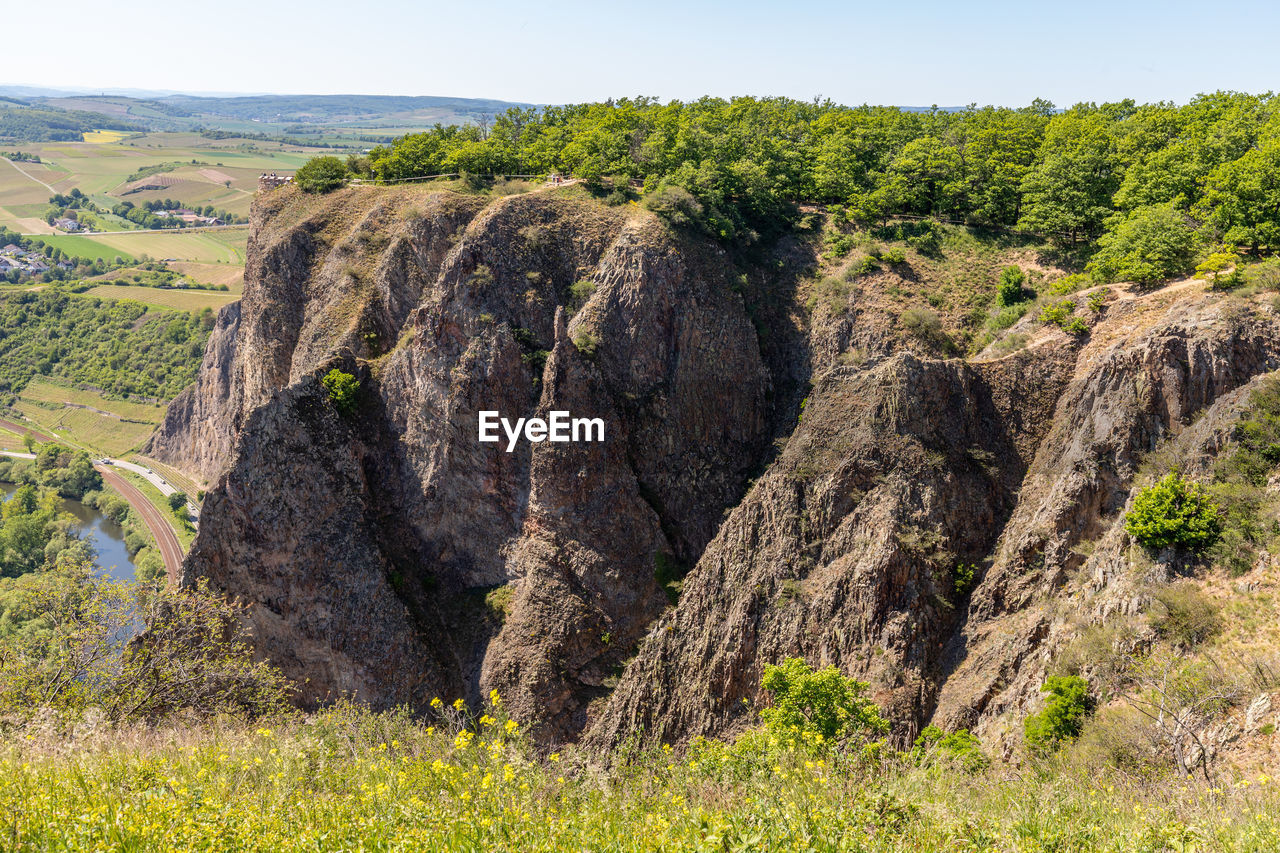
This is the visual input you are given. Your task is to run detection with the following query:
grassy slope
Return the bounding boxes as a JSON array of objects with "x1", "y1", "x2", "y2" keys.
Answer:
[{"x1": 1, "y1": 706, "x2": 1276, "y2": 851}]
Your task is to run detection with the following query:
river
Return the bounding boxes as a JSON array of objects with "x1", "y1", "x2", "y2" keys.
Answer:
[{"x1": 1, "y1": 481, "x2": 137, "y2": 582}]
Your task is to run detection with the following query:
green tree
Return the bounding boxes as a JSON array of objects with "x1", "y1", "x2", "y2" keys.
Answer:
[
  {"x1": 1024, "y1": 675, "x2": 1090, "y2": 754},
  {"x1": 1197, "y1": 135, "x2": 1280, "y2": 255},
  {"x1": 294, "y1": 156, "x2": 349, "y2": 194},
  {"x1": 998, "y1": 265, "x2": 1026, "y2": 305},
  {"x1": 321, "y1": 369, "x2": 360, "y2": 416},
  {"x1": 1087, "y1": 203, "x2": 1201, "y2": 286},
  {"x1": 759, "y1": 657, "x2": 888, "y2": 745},
  {"x1": 1124, "y1": 472, "x2": 1223, "y2": 551},
  {"x1": 1017, "y1": 109, "x2": 1119, "y2": 242},
  {"x1": 167, "y1": 491, "x2": 188, "y2": 512}
]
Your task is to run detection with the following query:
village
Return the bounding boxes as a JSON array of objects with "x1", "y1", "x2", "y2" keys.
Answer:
[{"x1": 0, "y1": 242, "x2": 73, "y2": 276}]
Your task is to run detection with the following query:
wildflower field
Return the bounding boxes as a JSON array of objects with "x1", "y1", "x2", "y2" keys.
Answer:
[{"x1": 4, "y1": 696, "x2": 1279, "y2": 852}]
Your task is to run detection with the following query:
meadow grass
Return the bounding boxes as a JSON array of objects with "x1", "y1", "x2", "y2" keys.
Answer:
[
  {"x1": 1, "y1": 702, "x2": 1276, "y2": 852},
  {"x1": 20, "y1": 377, "x2": 167, "y2": 423}
]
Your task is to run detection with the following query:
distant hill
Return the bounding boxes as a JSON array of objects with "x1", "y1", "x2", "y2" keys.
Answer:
[
  {"x1": 158, "y1": 94, "x2": 536, "y2": 126},
  {"x1": 0, "y1": 103, "x2": 141, "y2": 142},
  {"x1": 0, "y1": 91, "x2": 536, "y2": 142}
]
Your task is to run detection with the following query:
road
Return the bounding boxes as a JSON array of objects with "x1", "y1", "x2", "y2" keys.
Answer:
[{"x1": 95, "y1": 464, "x2": 182, "y2": 583}]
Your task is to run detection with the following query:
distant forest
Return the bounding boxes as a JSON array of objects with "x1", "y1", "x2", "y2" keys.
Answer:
[
  {"x1": 0, "y1": 105, "x2": 139, "y2": 142},
  {"x1": 361, "y1": 93, "x2": 1280, "y2": 277}
]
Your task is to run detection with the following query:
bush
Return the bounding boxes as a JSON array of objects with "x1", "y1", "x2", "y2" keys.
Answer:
[
  {"x1": 1039, "y1": 299, "x2": 1074, "y2": 326},
  {"x1": 294, "y1": 156, "x2": 349, "y2": 194},
  {"x1": 1149, "y1": 583, "x2": 1221, "y2": 649},
  {"x1": 1043, "y1": 273, "x2": 1091, "y2": 297},
  {"x1": 0, "y1": 567, "x2": 294, "y2": 723},
  {"x1": 572, "y1": 331, "x2": 599, "y2": 361},
  {"x1": 998, "y1": 265, "x2": 1026, "y2": 305},
  {"x1": 1061, "y1": 316, "x2": 1090, "y2": 336},
  {"x1": 1124, "y1": 472, "x2": 1223, "y2": 552},
  {"x1": 881, "y1": 248, "x2": 906, "y2": 265},
  {"x1": 848, "y1": 255, "x2": 879, "y2": 276},
  {"x1": 1024, "y1": 675, "x2": 1091, "y2": 754},
  {"x1": 568, "y1": 279, "x2": 595, "y2": 313},
  {"x1": 321, "y1": 369, "x2": 360, "y2": 416},
  {"x1": 644, "y1": 184, "x2": 704, "y2": 229},
  {"x1": 900, "y1": 307, "x2": 952, "y2": 352},
  {"x1": 912, "y1": 725, "x2": 989, "y2": 772},
  {"x1": 759, "y1": 657, "x2": 888, "y2": 745},
  {"x1": 905, "y1": 219, "x2": 943, "y2": 256},
  {"x1": 167, "y1": 491, "x2": 188, "y2": 512}
]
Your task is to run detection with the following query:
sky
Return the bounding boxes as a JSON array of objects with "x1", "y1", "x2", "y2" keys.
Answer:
[{"x1": 4, "y1": 0, "x2": 1279, "y2": 107}]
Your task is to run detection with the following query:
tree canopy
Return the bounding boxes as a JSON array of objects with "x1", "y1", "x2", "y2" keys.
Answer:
[{"x1": 313, "y1": 92, "x2": 1280, "y2": 270}]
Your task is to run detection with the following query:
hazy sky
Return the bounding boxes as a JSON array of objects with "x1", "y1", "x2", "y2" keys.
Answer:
[{"x1": 6, "y1": 0, "x2": 1278, "y2": 107}]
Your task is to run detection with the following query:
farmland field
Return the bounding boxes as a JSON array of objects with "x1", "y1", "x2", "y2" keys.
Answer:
[
  {"x1": 0, "y1": 132, "x2": 320, "y2": 232},
  {"x1": 0, "y1": 424, "x2": 28, "y2": 453},
  {"x1": 166, "y1": 261, "x2": 244, "y2": 291},
  {"x1": 11, "y1": 378, "x2": 165, "y2": 457},
  {"x1": 38, "y1": 226, "x2": 248, "y2": 263},
  {"x1": 82, "y1": 130, "x2": 131, "y2": 144},
  {"x1": 81, "y1": 283, "x2": 241, "y2": 311}
]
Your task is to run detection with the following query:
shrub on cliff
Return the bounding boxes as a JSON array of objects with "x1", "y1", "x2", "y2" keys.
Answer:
[
  {"x1": 1124, "y1": 472, "x2": 1222, "y2": 552},
  {"x1": 321, "y1": 369, "x2": 360, "y2": 415},
  {"x1": 295, "y1": 156, "x2": 349, "y2": 194},
  {"x1": 1024, "y1": 675, "x2": 1091, "y2": 754},
  {"x1": 912, "y1": 725, "x2": 989, "y2": 772}
]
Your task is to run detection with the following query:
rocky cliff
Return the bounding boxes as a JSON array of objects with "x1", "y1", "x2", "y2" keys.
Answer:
[
  {"x1": 154, "y1": 184, "x2": 773, "y2": 740},
  {"x1": 155, "y1": 182, "x2": 1280, "y2": 749}
]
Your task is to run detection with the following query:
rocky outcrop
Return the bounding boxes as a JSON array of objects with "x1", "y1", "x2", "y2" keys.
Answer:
[
  {"x1": 933, "y1": 297, "x2": 1280, "y2": 743},
  {"x1": 169, "y1": 185, "x2": 771, "y2": 740},
  {"x1": 585, "y1": 343, "x2": 1077, "y2": 749},
  {"x1": 160, "y1": 181, "x2": 1280, "y2": 752}
]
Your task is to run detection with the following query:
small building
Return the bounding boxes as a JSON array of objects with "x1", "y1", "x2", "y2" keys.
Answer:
[{"x1": 53, "y1": 218, "x2": 81, "y2": 232}]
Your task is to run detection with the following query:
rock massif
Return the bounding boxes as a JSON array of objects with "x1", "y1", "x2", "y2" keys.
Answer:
[
  {"x1": 154, "y1": 183, "x2": 1280, "y2": 749},
  {"x1": 153, "y1": 185, "x2": 771, "y2": 740}
]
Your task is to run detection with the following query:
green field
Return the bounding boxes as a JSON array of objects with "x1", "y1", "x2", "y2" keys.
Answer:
[
  {"x1": 1, "y1": 133, "x2": 317, "y2": 229},
  {"x1": 37, "y1": 226, "x2": 248, "y2": 263},
  {"x1": 11, "y1": 377, "x2": 165, "y2": 457},
  {"x1": 0, "y1": 425, "x2": 28, "y2": 454},
  {"x1": 167, "y1": 261, "x2": 244, "y2": 291},
  {"x1": 82, "y1": 283, "x2": 241, "y2": 311}
]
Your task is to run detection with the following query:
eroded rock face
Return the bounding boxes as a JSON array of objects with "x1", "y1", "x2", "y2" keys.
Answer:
[
  {"x1": 164, "y1": 186, "x2": 770, "y2": 740},
  {"x1": 588, "y1": 292, "x2": 1280, "y2": 752},
  {"x1": 159, "y1": 182, "x2": 1280, "y2": 751},
  {"x1": 584, "y1": 345, "x2": 1077, "y2": 749}
]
